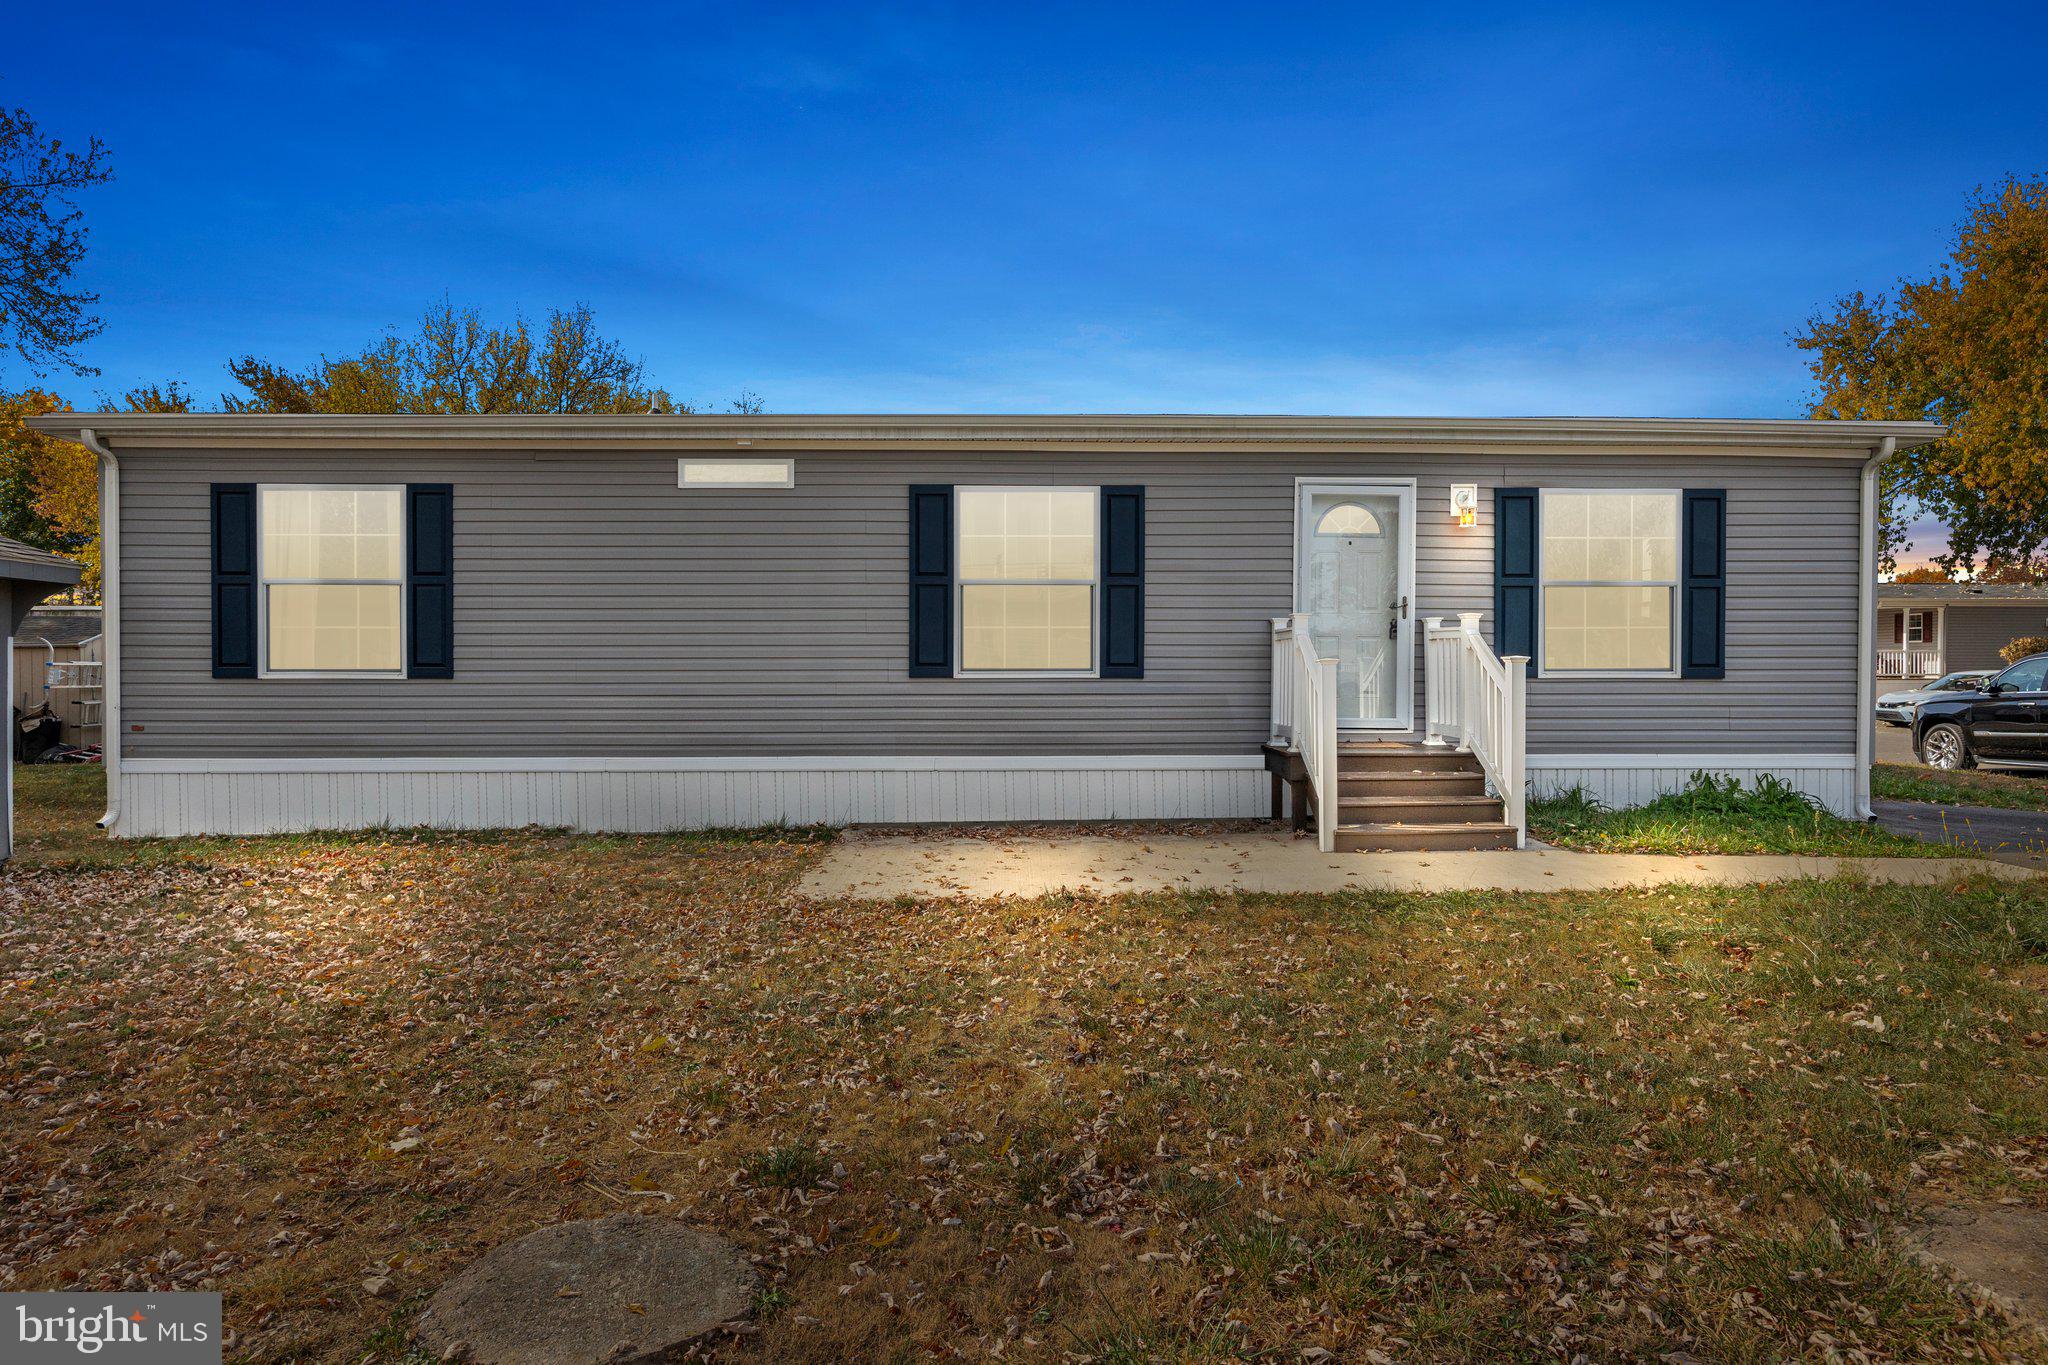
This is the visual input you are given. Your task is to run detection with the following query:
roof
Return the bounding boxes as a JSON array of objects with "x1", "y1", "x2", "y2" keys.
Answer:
[
  {"x1": 21, "y1": 413, "x2": 1946, "y2": 457},
  {"x1": 15, "y1": 606, "x2": 100, "y2": 647},
  {"x1": 1880, "y1": 583, "x2": 2048, "y2": 605},
  {"x1": 0, "y1": 536, "x2": 83, "y2": 587}
]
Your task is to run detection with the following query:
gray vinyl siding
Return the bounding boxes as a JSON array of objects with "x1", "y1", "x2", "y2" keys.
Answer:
[
  {"x1": 1943, "y1": 603, "x2": 2048, "y2": 672},
  {"x1": 114, "y1": 447, "x2": 1865, "y2": 760}
]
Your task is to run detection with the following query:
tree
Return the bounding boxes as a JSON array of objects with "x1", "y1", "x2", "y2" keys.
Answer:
[
  {"x1": 0, "y1": 107, "x2": 112, "y2": 378},
  {"x1": 1889, "y1": 565, "x2": 1953, "y2": 584},
  {"x1": 0, "y1": 388, "x2": 74, "y2": 543},
  {"x1": 1795, "y1": 176, "x2": 2048, "y2": 579},
  {"x1": 222, "y1": 300, "x2": 693, "y2": 414}
]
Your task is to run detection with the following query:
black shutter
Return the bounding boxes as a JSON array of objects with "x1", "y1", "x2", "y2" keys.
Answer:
[
  {"x1": 407, "y1": 484, "x2": 454, "y2": 679},
  {"x1": 1681, "y1": 488, "x2": 1726, "y2": 679},
  {"x1": 1493, "y1": 487, "x2": 1538, "y2": 674},
  {"x1": 211, "y1": 483, "x2": 258, "y2": 678},
  {"x1": 1100, "y1": 486, "x2": 1144, "y2": 678},
  {"x1": 908, "y1": 485, "x2": 953, "y2": 677}
]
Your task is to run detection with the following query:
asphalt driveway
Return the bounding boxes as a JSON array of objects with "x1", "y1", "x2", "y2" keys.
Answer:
[{"x1": 1873, "y1": 798, "x2": 2048, "y2": 869}]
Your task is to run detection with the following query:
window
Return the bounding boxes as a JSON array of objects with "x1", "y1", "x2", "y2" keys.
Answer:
[
  {"x1": 1994, "y1": 657, "x2": 2048, "y2": 694},
  {"x1": 956, "y1": 487, "x2": 1097, "y2": 673},
  {"x1": 1314, "y1": 502, "x2": 1382, "y2": 537},
  {"x1": 678, "y1": 459, "x2": 794, "y2": 488},
  {"x1": 259, "y1": 486, "x2": 405, "y2": 675},
  {"x1": 1539, "y1": 490, "x2": 1679, "y2": 674},
  {"x1": 1905, "y1": 610, "x2": 1930, "y2": 644}
]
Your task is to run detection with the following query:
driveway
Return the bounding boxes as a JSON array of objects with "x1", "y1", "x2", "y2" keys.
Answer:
[
  {"x1": 1876, "y1": 722, "x2": 1919, "y2": 765},
  {"x1": 1873, "y1": 799, "x2": 2048, "y2": 869}
]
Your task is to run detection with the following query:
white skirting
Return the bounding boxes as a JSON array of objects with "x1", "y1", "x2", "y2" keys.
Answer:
[
  {"x1": 1526, "y1": 753, "x2": 1860, "y2": 819},
  {"x1": 114, "y1": 755, "x2": 1272, "y2": 838}
]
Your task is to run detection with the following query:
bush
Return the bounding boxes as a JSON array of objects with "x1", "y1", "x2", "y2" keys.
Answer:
[
  {"x1": 2001, "y1": 635, "x2": 2048, "y2": 664},
  {"x1": 1524, "y1": 771, "x2": 1937, "y2": 856},
  {"x1": 1643, "y1": 770, "x2": 1822, "y2": 820}
]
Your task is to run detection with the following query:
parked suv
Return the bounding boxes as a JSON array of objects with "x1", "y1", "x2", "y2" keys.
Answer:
[
  {"x1": 1912, "y1": 652, "x2": 2048, "y2": 770},
  {"x1": 1877, "y1": 669, "x2": 1994, "y2": 726}
]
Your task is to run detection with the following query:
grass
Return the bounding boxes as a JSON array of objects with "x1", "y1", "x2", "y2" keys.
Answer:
[
  {"x1": 1874, "y1": 761, "x2": 2048, "y2": 813},
  {"x1": 1530, "y1": 770, "x2": 1947, "y2": 856},
  {"x1": 6, "y1": 765, "x2": 2048, "y2": 1360}
]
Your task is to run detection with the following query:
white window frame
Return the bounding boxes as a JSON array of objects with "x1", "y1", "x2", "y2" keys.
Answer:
[
  {"x1": 953, "y1": 484, "x2": 1101, "y2": 680},
  {"x1": 1905, "y1": 609, "x2": 1929, "y2": 644},
  {"x1": 1535, "y1": 487, "x2": 1682, "y2": 680},
  {"x1": 256, "y1": 483, "x2": 409, "y2": 680},
  {"x1": 677, "y1": 458, "x2": 795, "y2": 489}
]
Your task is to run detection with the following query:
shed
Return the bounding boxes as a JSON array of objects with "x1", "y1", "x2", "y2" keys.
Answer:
[
  {"x1": 0, "y1": 537, "x2": 85, "y2": 860},
  {"x1": 13, "y1": 604, "x2": 103, "y2": 742}
]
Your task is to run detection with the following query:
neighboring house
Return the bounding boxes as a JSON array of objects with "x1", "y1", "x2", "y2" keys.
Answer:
[
  {"x1": 24, "y1": 413, "x2": 1941, "y2": 846},
  {"x1": 0, "y1": 536, "x2": 85, "y2": 859},
  {"x1": 1877, "y1": 584, "x2": 2048, "y2": 680},
  {"x1": 13, "y1": 604, "x2": 104, "y2": 743}
]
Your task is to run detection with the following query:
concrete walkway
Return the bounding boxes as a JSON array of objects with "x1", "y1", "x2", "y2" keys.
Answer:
[{"x1": 800, "y1": 828, "x2": 2035, "y2": 900}]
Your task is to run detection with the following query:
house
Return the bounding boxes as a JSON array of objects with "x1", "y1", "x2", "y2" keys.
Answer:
[
  {"x1": 0, "y1": 536, "x2": 85, "y2": 859},
  {"x1": 23, "y1": 413, "x2": 1942, "y2": 850},
  {"x1": 13, "y1": 604, "x2": 104, "y2": 744},
  {"x1": 1876, "y1": 583, "x2": 2048, "y2": 681}
]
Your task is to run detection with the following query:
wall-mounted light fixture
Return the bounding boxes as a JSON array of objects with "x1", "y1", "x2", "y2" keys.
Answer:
[{"x1": 1450, "y1": 483, "x2": 1478, "y2": 527}]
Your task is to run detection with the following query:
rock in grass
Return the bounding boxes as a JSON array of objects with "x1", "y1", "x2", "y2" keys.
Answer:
[{"x1": 416, "y1": 1215, "x2": 755, "y2": 1364}]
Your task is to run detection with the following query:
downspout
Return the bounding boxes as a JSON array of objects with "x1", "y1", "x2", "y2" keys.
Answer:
[
  {"x1": 1855, "y1": 436, "x2": 1896, "y2": 820},
  {"x1": 79, "y1": 427, "x2": 119, "y2": 833}
]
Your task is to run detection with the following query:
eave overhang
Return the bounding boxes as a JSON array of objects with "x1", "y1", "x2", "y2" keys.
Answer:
[{"x1": 22, "y1": 412, "x2": 1947, "y2": 457}]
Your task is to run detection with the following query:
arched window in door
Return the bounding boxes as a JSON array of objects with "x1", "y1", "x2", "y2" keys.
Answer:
[{"x1": 1314, "y1": 501, "x2": 1382, "y2": 537}]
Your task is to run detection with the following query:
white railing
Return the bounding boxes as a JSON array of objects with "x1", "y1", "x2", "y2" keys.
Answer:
[
  {"x1": 1876, "y1": 646, "x2": 1943, "y2": 679},
  {"x1": 1422, "y1": 613, "x2": 1528, "y2": 847},
  {"x1": 1270, "y1": 614, "x2": 1339, "y2": 852}
]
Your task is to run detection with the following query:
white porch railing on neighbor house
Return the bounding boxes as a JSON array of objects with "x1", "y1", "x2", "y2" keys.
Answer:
[
  {"x1": 1270, "y1": 614, "x2": 1339, "y2": 853},
  {"x1": 1423, "y1": 613, "x2": 1529, "y2": 847},
  {"x1": 1876, "y1": 646, "x2": 1944, "y2": 679}
]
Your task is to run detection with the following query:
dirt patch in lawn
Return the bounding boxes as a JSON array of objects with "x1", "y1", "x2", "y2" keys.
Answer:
[{"x1": 1905, "y1": 1204, "x2": 2048, "y2": 1340}]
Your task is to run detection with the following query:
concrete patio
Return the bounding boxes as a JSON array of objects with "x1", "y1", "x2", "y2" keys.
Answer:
[{"x1": 799, "y1": 827, "x2": 2037, "y2": 900}]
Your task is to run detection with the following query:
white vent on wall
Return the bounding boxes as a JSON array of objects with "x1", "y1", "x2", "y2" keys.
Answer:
[{"x1": 678, "y1": 459, "x2": 795, "y2": 489}]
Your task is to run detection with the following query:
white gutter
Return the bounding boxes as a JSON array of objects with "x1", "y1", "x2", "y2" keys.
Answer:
[
  {"x1": 1855, "y1": 436, "x2": 1897, "y2": 820},
  {"x1": 79, "y1": 427, "x2": 119, "y2": 833}
]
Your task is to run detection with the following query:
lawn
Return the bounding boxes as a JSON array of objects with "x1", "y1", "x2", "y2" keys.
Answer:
[
  {"x1": 6, "y1": 766, "x2": 2048, "y2": 1360},
  {"x1": 1530, "y1": 771, "x2": 1945, "y2": 857},
  {"x1": 1874, "y1": 761, "x2": 2048, "y2": 813}
]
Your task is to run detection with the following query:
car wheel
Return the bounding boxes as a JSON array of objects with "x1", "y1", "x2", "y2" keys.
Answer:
[{"x1": 1920, "y1": 722, "x2": 1974, "y2": 771}]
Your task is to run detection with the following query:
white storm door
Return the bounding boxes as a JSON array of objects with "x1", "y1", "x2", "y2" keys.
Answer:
[{"x1": 1295, "y1": 480, "x2": 1416, "y2": 730}]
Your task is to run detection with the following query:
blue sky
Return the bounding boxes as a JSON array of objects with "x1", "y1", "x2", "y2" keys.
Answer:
[{"x1": 8, "y1": 1, "x2": 2046, "y2": 454}]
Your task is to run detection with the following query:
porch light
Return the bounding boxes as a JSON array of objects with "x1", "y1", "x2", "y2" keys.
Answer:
[{"x1": 1450, "y1": 483, "x2": 1478, "y2": 527}]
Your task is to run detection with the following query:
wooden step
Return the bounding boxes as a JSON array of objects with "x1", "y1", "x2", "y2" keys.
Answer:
[
  {"x1": 1338, "y1": 770, "x2": 1487, "y2": 798},
  {"x1": 1337, "y1": 747, "x2": 1483, "y2": 775},
  {"x1": 1334, "y1": 821, "x2": 1519, "y2": 852},
  {"x1": 1337, "y1": 794, "x2": 1505, "y2": 824}
]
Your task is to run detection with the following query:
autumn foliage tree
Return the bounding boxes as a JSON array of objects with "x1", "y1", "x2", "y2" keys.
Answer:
[
  {"x1": 223, "y1": 301, "x2": 693, "y2": 414},
  {"x1": 1796, "y1": 177, "x2": 2048, "y2": 579}
]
